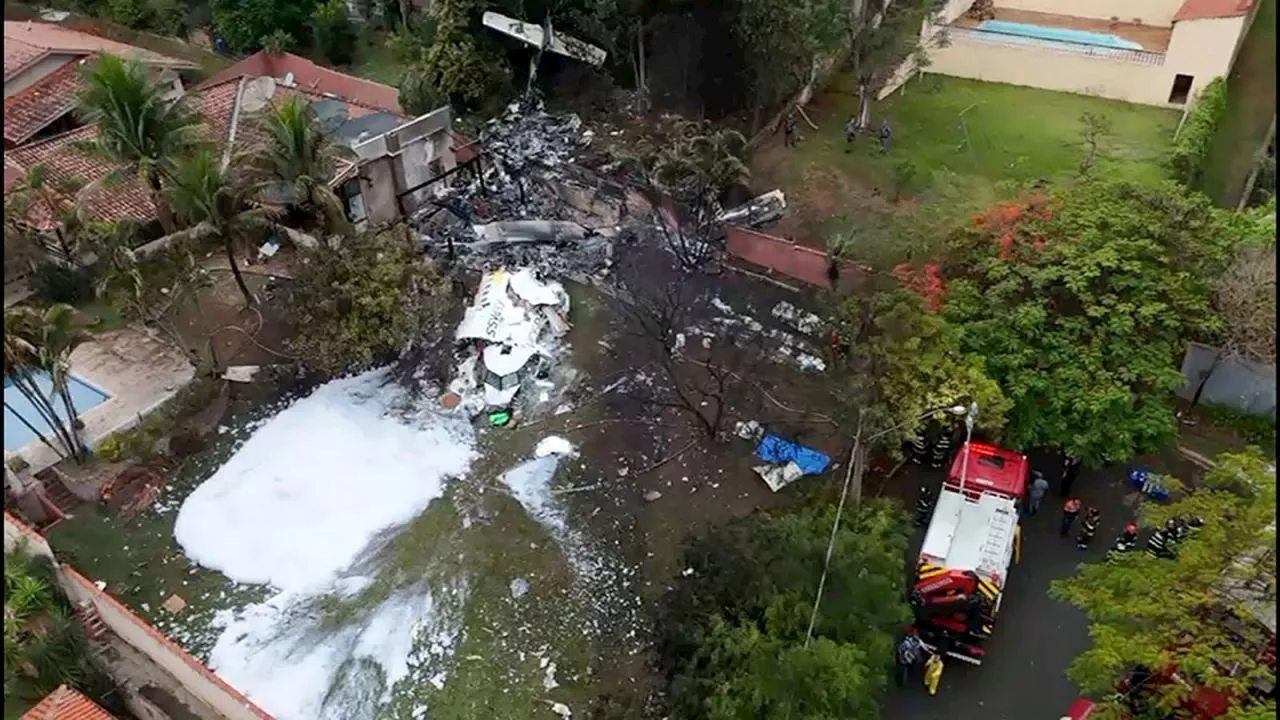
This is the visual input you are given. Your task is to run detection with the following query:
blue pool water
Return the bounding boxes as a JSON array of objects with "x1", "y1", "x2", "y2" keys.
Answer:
[
  {"x1": 979, "y1": 20, "x2": 1145, "y2": 50},
  {"x1": 4, "y1": 372, "x2": 111, "y2": 451}
]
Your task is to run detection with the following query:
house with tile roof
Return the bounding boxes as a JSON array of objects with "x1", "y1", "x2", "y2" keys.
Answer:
[
  {"x1": 4, "y1": 54, "x2": 472, "y2": 239},
  {"x1": 3, "y1": 21, "x2": 197, "y2": 149},
  {"x1": 882, "y1": 0, "x2": 1261, "y2": 107},
  {"x1": 20, "y1": 685, "x2": 117, "y2": 720}
]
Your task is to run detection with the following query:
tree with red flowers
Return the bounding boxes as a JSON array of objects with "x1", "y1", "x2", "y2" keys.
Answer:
[{"x1": 943, "y1": 178, "x2": 1234, "y2": 465}]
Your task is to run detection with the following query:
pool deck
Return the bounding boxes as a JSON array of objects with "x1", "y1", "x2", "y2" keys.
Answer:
[
  {"x1": 953, "y1": 8, "x2": 1173, "y2": 52},
  {"x1": 10, "y1": 328, "x2": 195, "y2": 480}
]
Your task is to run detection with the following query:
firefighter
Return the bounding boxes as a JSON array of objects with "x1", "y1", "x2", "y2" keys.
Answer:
[
  {"x1": 895, "y1": 631, "x2": 924, "y2": 687},
  {"x1": 923, "y1": 646, "x2": 945, "y2": 695},
  {"x1": 844, "y1": 116, "x2": 860, "y2": 151},
  {"x1": 915, "y1": 485, "x2": 934, "y2": 527},
  {"x1": 1146, "y1": 526, "x2": 1174, "y2": 559},
  {"x1": 1107, "y1": 523, "x2": 1140, "y2": 562},
  {"x1": 879, "y1": 120, "x2": 893, "y2": 152},
  {"x1": 1026, "y1": 470, "x2": 1049, "y2": 515},
  {"x1": 910, "y1": 429, "x2": 930, "y2": 465},
  {"x1": 1076, "y1": 507, "x2": 1101, "y2": 550},
  {"x1": 1060, "y1": 455, "x2": 1082, "y2": 497},
  {"x1": 1059, "y1": 497, "x2": 1082, "y2": 537},
  {"x1": 930, "y1": 430, "x2": 952, "y2": 469},
  {"x1": 783, "y1": 112, "x2": 798, "y2": 148}
]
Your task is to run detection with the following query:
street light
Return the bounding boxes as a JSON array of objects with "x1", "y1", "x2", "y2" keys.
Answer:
[{"x1": 803, "y1": 401, "x2": 974, "y2": 647}]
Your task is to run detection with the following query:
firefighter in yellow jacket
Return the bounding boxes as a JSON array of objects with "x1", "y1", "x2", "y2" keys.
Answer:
[{"x1": 924, "y1": 647, "x2": 945, "y2": 695}]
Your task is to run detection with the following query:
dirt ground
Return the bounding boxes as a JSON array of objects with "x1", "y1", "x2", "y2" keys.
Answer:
[{"x1": 508, "y1": 244, "x2": 853, "y2": 709}]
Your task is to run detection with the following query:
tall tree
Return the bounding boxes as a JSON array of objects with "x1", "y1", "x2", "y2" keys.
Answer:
[
  {"x1": 660, "y1": 498, "x2": 912, "y2": 719},
  {"x1": 75, "y1": 53, "x2": 205, "y2": 235},
  {"x1": 1049, "y1": 450, "x2": 1276, "y2": 720},
  {"x1": 245, "y1": 96, "x2": 355, "y2": 238},
  {"x1": 288, "y1": 224, "x2": 451, "y2": 378},
  {"x1": 943, "y1": 180, "x2": 1233, "y2": 465},
  {"x1": 830, "y1": 286, "x2": 1009, "y2": 453},
  {"x1": 161, "y1": 150, "x2": 282, "y2": 307}
]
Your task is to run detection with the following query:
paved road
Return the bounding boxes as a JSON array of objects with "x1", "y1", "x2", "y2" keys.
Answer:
[{"x1": 881, "y1": 450, "x2": 1150, "y2": 720}]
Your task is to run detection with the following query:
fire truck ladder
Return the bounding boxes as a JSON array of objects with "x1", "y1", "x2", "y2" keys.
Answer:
[{"x1": 974, "y1": 500, "x2": 1016, "y2": 632}]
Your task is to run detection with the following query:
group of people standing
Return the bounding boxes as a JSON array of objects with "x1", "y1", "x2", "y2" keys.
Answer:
[{"x1": 778, "y1": 110, "x2": 892, "y2": 151}]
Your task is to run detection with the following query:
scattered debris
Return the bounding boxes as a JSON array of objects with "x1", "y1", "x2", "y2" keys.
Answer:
[
  {"x1": 162, "y1": 594, "x2": 188, "y2": 613},
  {"x1": 535, "y1": 436, "x2": 577, "y2": 458},
  {"x1": 642, "y1": 490, "x2": 663, "y2": 502},
  {"x1": 717, "y1": 190, "x2": 787, "y2": 228},
  {"x1": 543, "y1": 661, "x2": 560, "y2": 690},
  {"x1": 222, "y1": 365, "x2": 261, "y2": 384},
  {"x1": 510, "y1": 577, "x2": 530, "y2": 599},
  {"x1": 734, "y1": 419, "x2": 764, "y2": 442},
  {"x1": 771, "y1": 301, "x2": 823, "y2": 336},
  {"x1": 546, "y1": 700, "x2": 572, "y2": 719}
]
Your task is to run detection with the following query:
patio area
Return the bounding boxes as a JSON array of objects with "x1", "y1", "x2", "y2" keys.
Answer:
[
  {"x1": 8, "y1": 328, "x2": 195, "y2": 479},
  {"x1": 953, "y1": 8, "x2": 1174, "y2": 52}
]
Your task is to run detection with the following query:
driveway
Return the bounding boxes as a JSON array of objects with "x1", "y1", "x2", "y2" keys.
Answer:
[{"x1": 879, "y1": 449, "x2": 1184, "y2": 719}]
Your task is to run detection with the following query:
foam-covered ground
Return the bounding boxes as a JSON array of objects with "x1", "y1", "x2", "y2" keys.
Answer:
[{"x1": 174, "y1": 369, "x2": 477, "y2": 719}]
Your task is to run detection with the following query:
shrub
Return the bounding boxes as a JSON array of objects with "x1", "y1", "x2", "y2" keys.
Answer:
[
  {"x1": 31, "y1": 262, "x2": 96, "y2": 305},
  {"x1": 1168, "y1": 77, "x2": 1228, "y2": 187},
  {"x1": 1203, "y1": 402, "x2": 1277, "y2": 449},
  {"x1": 212, "y1": 0, "x2": 315, "y2": 52},
  {"x1": 288, "y1": 225, "x2": 453, "y2": 379},
  {"x1": 94, "y1": 433, "x2": 126, "y2": 463},
  {"x1": 312, "y1": 0, "x2": 357, "y2": 65}
]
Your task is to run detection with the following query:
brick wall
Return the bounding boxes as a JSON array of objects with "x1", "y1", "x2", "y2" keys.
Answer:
[{"x1": 724, "y1": 224, "x2": 864, "y2": 291}]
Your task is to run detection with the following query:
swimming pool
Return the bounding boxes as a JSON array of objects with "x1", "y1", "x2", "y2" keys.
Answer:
[
  {"x1": 979, "y1": 20, "x2": 1145, "y2": 51},
  {"x1": 4, "y1": 372, "x2": 111, "y2": 451}
]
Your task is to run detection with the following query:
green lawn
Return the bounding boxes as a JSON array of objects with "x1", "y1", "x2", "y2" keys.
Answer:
[
  {"x1": 754, "y1": 73, "x2": 1179, "y2": 249},
  {"x1": 1199, "y1": 0, "x2": 1277, "y2": 207}
]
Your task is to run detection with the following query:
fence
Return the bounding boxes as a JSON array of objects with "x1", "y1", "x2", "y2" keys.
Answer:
[{"x1": 1178, "y1": 342, "x2": 1276, "y2": 417}]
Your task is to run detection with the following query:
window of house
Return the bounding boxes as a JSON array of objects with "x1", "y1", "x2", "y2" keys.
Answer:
[{"x1": 1168, "y1": 74, "x2": 1194, "y2": 104}]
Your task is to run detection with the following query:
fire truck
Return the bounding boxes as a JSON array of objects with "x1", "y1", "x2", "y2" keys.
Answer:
[{"x1": 909, "y1": 441, "x2": 1029, "y2": 666}]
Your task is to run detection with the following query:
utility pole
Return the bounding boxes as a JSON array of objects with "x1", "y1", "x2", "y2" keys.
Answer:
[{"x1": 803, "y1": 403, "x2": 969, "y2": 648}]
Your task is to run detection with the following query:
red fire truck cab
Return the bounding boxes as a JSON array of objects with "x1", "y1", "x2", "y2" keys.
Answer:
[{"x1": 910, "y1": 442, "x2": 1030, "y2": 665}]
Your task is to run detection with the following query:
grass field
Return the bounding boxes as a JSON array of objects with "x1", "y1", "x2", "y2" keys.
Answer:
[
  {"x1": 752, "y1": 74, "x2": 1180, "y2": 250},
  {"x1": 1199, "y1": 0, "x2": 1277, "y2": 207}
]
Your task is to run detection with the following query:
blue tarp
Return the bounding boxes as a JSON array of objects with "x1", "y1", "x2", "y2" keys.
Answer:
[{"x1": 755, "y1": 433, "x2": 832, "y2": 476}]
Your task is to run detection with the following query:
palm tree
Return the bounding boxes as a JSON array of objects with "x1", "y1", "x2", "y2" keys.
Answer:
[
  {"x1": 245, "y1": 96, "x2": 355, "y2": 238},
  {"x1": 4, "y1": 305, "x2": 93, "y2": 463},
  {"x1": 74, "y1": 53, "x2": 206, "y2": 234},
  {"x1": 4, "y1": 549, "x2": 94, "y2": 706},
  {"x1": 4, "y1": 312, "x2": 77, "y2": 461},
  {"x1": 161, "y1": 150, "x2": 283, "y2": 306}
]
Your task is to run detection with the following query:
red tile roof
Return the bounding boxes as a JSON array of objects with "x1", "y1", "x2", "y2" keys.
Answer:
[
  {"x1": 5, "y1": 36, "x2": 46, "y2": 79},
  {"x1": 1173, "y1": 0, "x2": 1254, "y2": 21},
  {"x1": 4, "y1": 58, "x2": 83, "y2": 145},
  {"x1": 200, "y1": 50, "x2": 404, "y2": 114},
  {"x1": 7, "y1": 125, "x2": 155, "y2": 229},
  {"x1": 4, "y1": 77, "x2": 408, "y2": 229},
  {"x1": 3, "y1": 21, "x2": 196, "y2": 79},
  {"x1": 20, "y1": 685, "x2": 115, "y2": 720}
]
